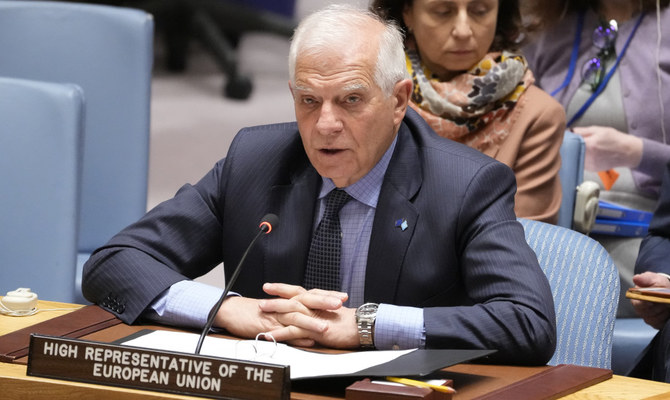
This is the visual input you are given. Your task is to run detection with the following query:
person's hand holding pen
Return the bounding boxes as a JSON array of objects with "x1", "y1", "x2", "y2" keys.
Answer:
[
  {"x1": 571, "y1": 125, "x2": 643, "y2": 190},
  {"x1": 572, "y1": 126, "x2": 643, "y2": 172}
]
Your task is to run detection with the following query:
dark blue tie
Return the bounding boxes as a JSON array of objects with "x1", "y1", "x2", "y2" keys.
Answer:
[{"x1": 304, "y1": 189, "x2": 351, "y2": 291}]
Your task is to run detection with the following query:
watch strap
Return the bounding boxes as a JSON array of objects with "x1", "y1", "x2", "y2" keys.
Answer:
[{"x1": 356, "y1": 303, "x2": 378, "y2": 349}]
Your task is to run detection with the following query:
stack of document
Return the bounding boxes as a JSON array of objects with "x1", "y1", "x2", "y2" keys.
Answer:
[
  {"x1": 591, "y1": 200, "x2": 653, "y2": 237},
  {"x1": 121, "y1": 330, "x2": 494, "y2": 380}
]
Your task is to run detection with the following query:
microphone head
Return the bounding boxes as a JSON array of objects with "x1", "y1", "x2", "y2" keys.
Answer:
[{"x1": 258, "y1": 213, "x2": 279, "y2": 234}]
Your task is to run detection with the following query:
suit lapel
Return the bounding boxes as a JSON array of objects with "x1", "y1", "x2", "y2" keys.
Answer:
[
  {"x1": 265, "y1": 166, "x2": 320, "y2": 285},
  {"x1": 365, "y1": 124, "x2": 422, "y2": 303}
]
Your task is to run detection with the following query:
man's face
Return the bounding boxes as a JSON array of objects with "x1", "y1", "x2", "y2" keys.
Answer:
[{"x1": 290, "y1": 35, "x2": 407, "y2": 188}]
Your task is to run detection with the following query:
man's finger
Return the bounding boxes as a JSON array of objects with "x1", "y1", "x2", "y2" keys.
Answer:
[
  {"x1": 263, "y1": 282, "x2": 306, "y2": 298},
  {"x1": 264, "y1": 282, "x2": 348, "y2": 302},
  {"x1": 259, "y1": 297, "x2": 313, "y2": 317},
  {"x1": 275, "y1": 310, "x2": 329, "y2": 333},
  {"x1": 263, "y1": 284, "x2": 346, "y2": 311},
  {"x1": 295, "y1": 292, "x2": 345, "y2": 310},
  {"x1": 264, "y1": 324, "x2": 316, "y2": 345}
]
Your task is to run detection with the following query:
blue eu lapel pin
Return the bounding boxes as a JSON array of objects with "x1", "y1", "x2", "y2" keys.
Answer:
[{"x1": 395, "y1": 218, "x2": 408, "y2": 231}]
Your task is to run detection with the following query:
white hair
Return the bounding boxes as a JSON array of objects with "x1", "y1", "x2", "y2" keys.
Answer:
[{"x1": 288, "y1": 4, "x2": 409, "y2": 96}]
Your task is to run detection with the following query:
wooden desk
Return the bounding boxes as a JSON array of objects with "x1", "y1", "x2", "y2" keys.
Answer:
[
  {"x1": 2, "y1": 300, "x2": 670, "y2": 400},
  {"x1": 0, "y1": 299, "x2": 84, "y2": 336}
]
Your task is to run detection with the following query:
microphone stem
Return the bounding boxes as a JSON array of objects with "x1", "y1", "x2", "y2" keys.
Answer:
[{"x1": 194, "y1": 228, "x2": 266, "y2": 354}]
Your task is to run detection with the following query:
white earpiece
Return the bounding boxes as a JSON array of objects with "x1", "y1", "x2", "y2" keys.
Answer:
[
  {"x1": 1, "y1": 288, "x2": 39, "y2": 316},
  {"x1": 573, "y1": 181, "x2": 600, "y2": 234}
]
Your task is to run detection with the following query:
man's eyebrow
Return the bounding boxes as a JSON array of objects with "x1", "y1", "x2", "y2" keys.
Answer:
[
  {"x1": 291, "y1": 81, "x2": 369, "y2": 93},
  {"x1": 342, "y1": 83, "x2": 368, "y2": 92},
  {"x1": 292, "y1": 84, "x2": 312, "y2": 93}
]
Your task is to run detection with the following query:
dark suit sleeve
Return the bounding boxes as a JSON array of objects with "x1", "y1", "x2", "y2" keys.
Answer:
[
  {"x1": 81, "y1": 159, "x2": 227, "y2": 324},
  {"x1": 636, "y1": 162, "x2": 670, "y2": 275},
  {"x1": 423, "y1": 161, "x2": 556, "y2": 365}
]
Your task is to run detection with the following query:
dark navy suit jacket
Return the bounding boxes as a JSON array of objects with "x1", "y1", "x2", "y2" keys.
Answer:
[
  {"x1": 83, "y1": 108, "x2": 556, "y2": 365},
  {"x1": 637, "y1": 161, "x2": 670, "y2": 275},
  {"x1": 631, "y1": 162, "x2": 670, "y2": 381}
]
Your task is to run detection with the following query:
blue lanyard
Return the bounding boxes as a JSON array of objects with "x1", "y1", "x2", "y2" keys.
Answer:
[
  {"x1": 552, "y1": 11, "x2": 646, "y2": 127},
  {"x1": 550, "y1": 12, "x2": 585, "y2": 97}
]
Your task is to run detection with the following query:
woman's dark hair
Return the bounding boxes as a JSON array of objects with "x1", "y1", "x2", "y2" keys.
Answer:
[
  {"x1": 370, "y1": 0, "x2": 525, "y2": 51},
  {"x1": 524, "y1": 0, "x2": 670, "y2": 30}
]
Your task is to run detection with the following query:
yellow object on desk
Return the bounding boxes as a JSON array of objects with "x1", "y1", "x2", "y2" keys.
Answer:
[{"x1": 386, "y1": 376, "x2": 456, "y2": 394}]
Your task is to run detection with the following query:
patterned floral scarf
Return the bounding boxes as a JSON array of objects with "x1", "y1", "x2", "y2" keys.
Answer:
[{"x1": 406, "y1": 41, "x2": 535, "y2": 154}]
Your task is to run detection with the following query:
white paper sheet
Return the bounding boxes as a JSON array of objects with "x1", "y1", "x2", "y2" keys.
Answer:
[{"x1": 121, "y1": 330, "x2": 414, "y2": 380}]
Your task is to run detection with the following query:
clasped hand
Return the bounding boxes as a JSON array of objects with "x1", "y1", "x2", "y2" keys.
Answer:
[{"x1": 214, "y1": 283, "x2": 359, "y2": 349}]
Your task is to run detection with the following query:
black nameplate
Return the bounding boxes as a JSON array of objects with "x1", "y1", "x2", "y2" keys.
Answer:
[{"x1": 27, "y1": 334, "x2": 290, "y2": 400}]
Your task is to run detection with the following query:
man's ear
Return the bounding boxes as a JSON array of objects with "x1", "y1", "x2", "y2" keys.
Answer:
[{"x1": 392, "y1": 78, "x2": 413, "y2": 125}]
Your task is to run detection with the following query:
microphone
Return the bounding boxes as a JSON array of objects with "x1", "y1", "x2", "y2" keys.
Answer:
[{"x1": 194, "y1": 213, "x2": 279, "y2": 354}]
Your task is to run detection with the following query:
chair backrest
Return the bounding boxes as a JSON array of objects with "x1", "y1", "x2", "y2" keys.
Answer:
[
  {"x1": 0, "y1": 76, "x2": 84, "y2": 303},
  {"x1": 518, "y1": 218, "x2": 619, "y2": 369},
  {"x1": 0, "y1": 1, "x2": 154, "y2": 302},
  {"x1": 557, "y1": 130, "x2": 586, "y2": 229}
]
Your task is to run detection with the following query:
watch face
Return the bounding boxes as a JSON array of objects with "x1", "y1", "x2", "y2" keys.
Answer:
[{"x1": 357, "y1": 303, "x2": 378, "y2": 318}]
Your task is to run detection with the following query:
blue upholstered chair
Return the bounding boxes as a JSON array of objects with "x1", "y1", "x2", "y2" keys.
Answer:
[
  {"x1": 558, "y1": 130, "x2": 599, "y2": 233},
  {"x1": 519, "y1": 218, "x2": 619, "y2": 369},
  {"x1": 611, "y1": 318, "x2": 658, "y2": 375},
  {"x1": 0, "y1": 76, "x2": 84, "y2": 303},
  {"x1": 557, "y1": 131, "x2": 656, "y2": 374},
  {"x1": 557, "y1": 130, "x2": 585, "y2": 229},
  {"x1": 0, "y1": 1, "x2": 154, "y2": 303}
]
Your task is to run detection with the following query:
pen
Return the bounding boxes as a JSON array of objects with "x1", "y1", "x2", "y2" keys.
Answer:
[{"x1": 386, "y1": 376, "x2": 456, "y2": 393}]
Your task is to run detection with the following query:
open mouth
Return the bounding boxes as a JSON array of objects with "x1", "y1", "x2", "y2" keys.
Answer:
[{"x1": 320, "y1": 148, "x2": 343, "y2": 155}]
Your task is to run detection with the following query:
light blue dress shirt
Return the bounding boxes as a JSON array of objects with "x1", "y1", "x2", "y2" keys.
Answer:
[{"x1": 146, "y1": 135, "x2": 425, "y2": 350}]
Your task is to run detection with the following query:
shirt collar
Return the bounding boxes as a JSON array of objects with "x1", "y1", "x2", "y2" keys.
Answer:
[{"x1": 318, "y1": 134, "x2": 398, "y2": 208}]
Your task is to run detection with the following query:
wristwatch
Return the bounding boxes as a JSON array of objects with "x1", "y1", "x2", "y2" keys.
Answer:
[{"x1": 355, "y1": 302, "x2": 378, "y2": 349}]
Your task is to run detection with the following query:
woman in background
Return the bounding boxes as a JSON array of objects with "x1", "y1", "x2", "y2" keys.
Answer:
[
  {"x1": 371, "y1": 0, "x2": 566, "y2": 224},
  {"x1": 523, "y1": 0, "x2": 670, "y2": 317}
]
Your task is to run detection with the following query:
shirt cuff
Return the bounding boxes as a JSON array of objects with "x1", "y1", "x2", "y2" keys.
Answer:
[
  {"x1": 145, "y1": 280, "x2": 224, "y2": 329},
  {"x1": 374, "y1": 303, "x2": 425, "y2": 350}
]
